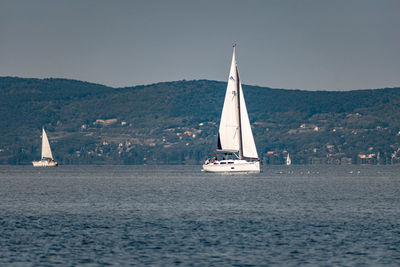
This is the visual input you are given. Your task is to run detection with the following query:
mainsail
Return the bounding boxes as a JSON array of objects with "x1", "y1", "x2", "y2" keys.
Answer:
[
  {"x1": 41, "y1": 128, "x2": 54, "y2": 160},
  {"x1": 218, "y1": 47, "x2": 240, "y2": 152},
  {"x1": 217, "y1": 46, "x2": 258, "y2": 160}
]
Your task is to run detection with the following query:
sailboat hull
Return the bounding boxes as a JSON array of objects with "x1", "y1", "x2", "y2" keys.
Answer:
[
  {"x1": 202, "y1": 160, "x2": 260, "y2": 173},
  {"x1": 32, "y1": 160, "x2": 58, "y2": 167}
]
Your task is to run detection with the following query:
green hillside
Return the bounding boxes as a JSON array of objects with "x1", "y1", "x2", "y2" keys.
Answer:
[{"x1": 1, "y1": 76, "x2": 400, "y2": 165}]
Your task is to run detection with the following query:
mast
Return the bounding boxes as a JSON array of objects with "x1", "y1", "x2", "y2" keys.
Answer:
[
  {"x1": 234, "y1": 45, "x2": 243, "y2": 159},
  {"x1": 41, "y1": 127, "x2": 46, "y2": 159}
]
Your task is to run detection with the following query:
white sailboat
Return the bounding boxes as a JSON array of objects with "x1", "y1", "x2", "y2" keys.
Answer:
[
  {"x1": 32, "y1": 127, "x2": 58, "y2": 167},
  {"x1": 203, "y1": 45, "x2": 260, "y2": 173},
  {"x1": 286, "y1": 153, "x2": 291, "y2": 166}
]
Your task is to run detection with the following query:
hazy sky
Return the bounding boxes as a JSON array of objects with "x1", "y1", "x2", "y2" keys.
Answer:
[{"x1": 1, "y1": 0, "x2": 399, "y2": 91}]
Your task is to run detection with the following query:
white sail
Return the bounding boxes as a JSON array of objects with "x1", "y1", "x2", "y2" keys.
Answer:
[
  {"x1": 41, "y1": 128, "x2": 54, "y2": 160},
  {"x1": 286, "y1": 153, "x2": 291, "y2": 165},
  {"x1": 239, "y1": 83, "x2": 258, "y2": 159},
  {"x1": 217, "y1": 46, "x2": 258, "y2": 159},
  {"x1": 218, "y1": 46, "x2": 240, "y2": 152}
]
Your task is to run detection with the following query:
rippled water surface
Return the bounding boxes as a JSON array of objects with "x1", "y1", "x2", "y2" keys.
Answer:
[{"x1": 0, "y1": 165, "x2": 399, "y2": 266}]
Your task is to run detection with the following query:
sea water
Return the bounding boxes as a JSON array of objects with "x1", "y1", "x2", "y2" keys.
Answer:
[{"x1": 0, "y1": 165, "x2": 399, "y2": 266}]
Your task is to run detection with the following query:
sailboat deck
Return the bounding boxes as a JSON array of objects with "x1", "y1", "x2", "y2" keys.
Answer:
[{"x1": 203, "y1": 160, "x2": 260, "y2": 173}]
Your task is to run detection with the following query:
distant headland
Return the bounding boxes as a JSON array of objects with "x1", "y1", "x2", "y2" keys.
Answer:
[{"x1": 1, "y1": 76, "x2": 400, "y2": 165}]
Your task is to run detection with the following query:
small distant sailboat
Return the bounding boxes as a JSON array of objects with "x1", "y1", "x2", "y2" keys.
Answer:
[
  {"x1": 286, "y1": 153, "x2": 291, "y2": 166},
  {"x1": 32, "y1": 127, "x2": 58, "y2": 167},
  {"x1": 202, "y1": 45, "x2": 260, "y2": 173}
]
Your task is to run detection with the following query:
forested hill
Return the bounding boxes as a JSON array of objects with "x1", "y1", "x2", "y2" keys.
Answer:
[{"x1": 1, "y1": 76, "x2": 400, "y2": 165}]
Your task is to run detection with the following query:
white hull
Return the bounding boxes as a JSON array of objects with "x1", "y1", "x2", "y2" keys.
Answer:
[
  {"x1": 202, "y1": 160, "x2": 260, "y2": 173},
  {"x1": 32, "y1": 160, "x2": 58, "y2": 167}
]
